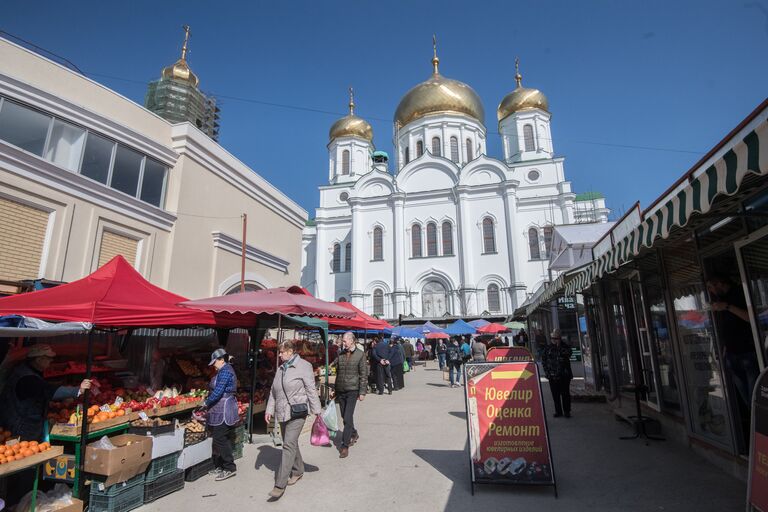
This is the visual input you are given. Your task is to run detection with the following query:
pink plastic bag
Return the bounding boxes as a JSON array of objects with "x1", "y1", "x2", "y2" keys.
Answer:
[{"x1": 310, "y1": 415, "x2": 331, "y2": 446}]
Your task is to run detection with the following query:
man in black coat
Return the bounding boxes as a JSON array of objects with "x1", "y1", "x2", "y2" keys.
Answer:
[
  {"x1": 388, "y1": 339, "x2": 406, "y2": 390},
  {"x1": 371, "y1": 336, "x2": 393, "y2": 395}
]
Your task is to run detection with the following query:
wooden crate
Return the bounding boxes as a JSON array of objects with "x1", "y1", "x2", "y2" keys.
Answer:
[{"x1": 0, "y1": 446, "x2": 63, "y2": 477}]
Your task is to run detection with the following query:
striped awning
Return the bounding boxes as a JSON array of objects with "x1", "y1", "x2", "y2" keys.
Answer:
[
  {"x1": 522, "y1": 264, "x2": 590, "y2": 317},
  {"x1": 566, "y1": 115, "x2": 768, "y2": 295}
]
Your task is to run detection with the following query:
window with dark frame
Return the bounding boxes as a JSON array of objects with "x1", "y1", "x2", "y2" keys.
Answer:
[
  {"x1": 543, "y1": 226, "x2": 553, "y2": 258},
  {"x1": 427, "y1": 222, "x2": 438, "y2": 257},
  {"x1": 416, "y1": 140, "x2": 424, "y2": 157},
  {"x1": 345, "y1": 242, "x2": 352, "y2": 271},
  {"x1": 373, "y1": 227, "x2": 383, "y2": 261},
  {"x1": 487, "y1": 283, "x2": 501, "y2": 312},
  {"x1": 332, "y1": 243, "x2": 341, "y2": 272},
  {"x1": 466, "y1": 138, "x2": 473, "y2": 161},
  {"x1": 341, "y1": 149, "x2": 350, "y2": 174},
  {"x1": 442, "y1": 221, "x2": 453, "y2": 255},
  {"x1": 523, "y1": 124, "x2": 535, "y2": 152},
  {"x1": 482, "y1": 217, "x2": 496, "y2": 253},
  {"x1": 529, "y1": 228, "x2": 541, "y2": 259},
  {"x1": 431, "y1": 137, "x2": 441, "y2": 156},
  {"x1": 450, "y1": 136, "x2": 459, "y2": 163},
  {"x1": 412, "y1": 224, "x2": 422, "y2": 258},
  {"x1": 373, "y1": 288, "x2": 384, "y2": 316}
]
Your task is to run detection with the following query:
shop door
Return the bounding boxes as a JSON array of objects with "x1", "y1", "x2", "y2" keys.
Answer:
[
  {"x1": 736, "y1": 231, "x2": 768, "y2": 370},
  {"x1": 628, "y1": 279, "x2": 661, "y2": 410}
]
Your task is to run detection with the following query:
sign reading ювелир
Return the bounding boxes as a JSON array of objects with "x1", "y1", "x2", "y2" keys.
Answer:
[{"x1": 464, "y1": 361, "x2": 557, "y2": 497}]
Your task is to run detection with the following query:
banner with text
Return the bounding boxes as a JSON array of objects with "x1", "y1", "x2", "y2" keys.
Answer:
[
  {"x1": 749, "y1": 368, "x2": 768, "y2": 511},
  {"x1": 464, "y1": 361, "x2": 555, "y2": 487},
  {"x1": 487, "y1": 347, "x2": 534, "y2": 363}
]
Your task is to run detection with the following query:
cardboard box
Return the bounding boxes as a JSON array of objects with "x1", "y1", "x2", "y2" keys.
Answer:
[
  {"x1": 177, "y1": 438, "x2": 212, "y2": 470},
  {"x1": 52, "y1": 498, "x2": 84, "y2": 512},
  {"x1": 43, "y1": 454, "x2": 76, "y2": 483},
  {"x1": 149, "y1": 427, "x2": 184, "y2": 459},
  {"x1": 84, "y1": 434, "x2": 152, "y2": 487}
]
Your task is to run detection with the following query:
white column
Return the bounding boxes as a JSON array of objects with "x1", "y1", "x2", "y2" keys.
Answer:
[
  {"x1": 314, "y1": 221, "x2": 330, "y2": 301},
  {"x1": 456, "y1": 186, "x2": 476, "y2": 315},
  {"x1": 349, "y1": 199, "x2": 365, "y2": 311},
  {"x1": 502, "y1": 183, "x2": 525, "y2": 312},
  {"x1": 392, "y1": 193, "x2": 407, "y2": 317}
]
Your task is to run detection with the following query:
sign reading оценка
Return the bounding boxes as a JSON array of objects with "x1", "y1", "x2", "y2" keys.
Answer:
[{"x1": 464, "y1": 361, "x2": 556, "y2": 495}]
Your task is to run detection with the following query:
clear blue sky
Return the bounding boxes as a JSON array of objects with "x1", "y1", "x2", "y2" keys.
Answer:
[{"x1": 4, "y1": 1, "x2": 767, "y2": 219}]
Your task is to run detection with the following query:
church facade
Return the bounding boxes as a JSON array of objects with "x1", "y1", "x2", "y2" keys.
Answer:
[{"x1": 301, "y1": 49, "x2": 608, "y2": 319}]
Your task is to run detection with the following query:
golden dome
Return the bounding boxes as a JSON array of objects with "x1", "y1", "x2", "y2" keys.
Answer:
[
  {"x1": 497, "y1": 59, "x2": 549, "y2": 122},
  {"x1": 394, "y1": 40, "x2": 485, "y2": 128},
  {"x1": 329, "y1": 88, "x2": 373, "y2": 142},
  {"x1": 161, "y1": 25, "x2": 199, "y2": 87}
]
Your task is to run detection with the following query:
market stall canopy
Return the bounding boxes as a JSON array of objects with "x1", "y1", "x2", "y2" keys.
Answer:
[
  {"x1": 425, "y1": 331, "x2": 450, "y2": 339},
  {"x1": 505, "y1": 321, "x2": 526, "y2": 330},
  {"x1": 180, "y1": 286, "x2": 354, "y2": 318},
  {"x1": 421, "y1": 321, "x2": 446, "y2": 334},
  {"x1": 445, "y1": 319, "x2": 477, "y2": 336},
  {"x1": 391, "y1": 326, "x2": 423, "y2": 338},
  {"x1": 468, "y1": 319, "x2": 490, "y2": 329},
  {"x1": 477, "y1": 322, "x2": 510, "y2": 334},
  {"x1": 322, "y1": 302, "x2": 393, "y2": 331},
  {"x1": 0, "y1": 315, "x2": 92, "y2": 336},
  {"x1": 0, "y1": 256, "x2": 226, "y2": 327}
]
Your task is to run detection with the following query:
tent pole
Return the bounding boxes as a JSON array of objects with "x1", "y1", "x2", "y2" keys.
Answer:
[
  {"x1": 272, "y1": 315, "x2": 282, "y2": 445},
  {"x1": 247, "y1": 324, "x2": 257, "y2": 444},
  {"x1": 76, "y1": 330, "x2": 95, "y2": 499},
  {"x1": 324, "y1": 329, "x2": 329, "y2": 395}
]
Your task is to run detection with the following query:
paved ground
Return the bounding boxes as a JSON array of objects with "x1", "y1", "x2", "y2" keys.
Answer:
[{"x1": 141, "y1": 361, "x2": 746, "y2": 512}]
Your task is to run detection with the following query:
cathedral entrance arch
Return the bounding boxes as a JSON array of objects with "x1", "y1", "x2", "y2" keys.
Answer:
[{"x1": 422, "y1": 281, "x2": 449, "y2": 317}]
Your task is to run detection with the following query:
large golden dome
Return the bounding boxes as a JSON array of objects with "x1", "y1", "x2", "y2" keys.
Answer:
[
  {"x1": 497, "y1": 60, "x2": 548, "y2": 122},
  {"x1": 329, "y1": 89, "x2": 373, "y2": 142},
  {"x1": 394, "y1": 48, "x2": 485, "y2": 128},
  {"x1": 161, "y1": 25, "x2": 199, "y2": 87}
]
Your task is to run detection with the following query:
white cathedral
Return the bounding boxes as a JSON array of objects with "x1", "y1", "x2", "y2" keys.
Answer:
[{"x1": 301, "y1": 48, "x2": 608, "y2": 320}]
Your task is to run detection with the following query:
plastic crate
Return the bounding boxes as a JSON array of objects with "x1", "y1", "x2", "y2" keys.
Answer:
[
  {"x1": 89, "y1": 474, "x2": 145, "y2": 498},
  {"x1": 128, "y1": 422, "x2": 175, "y2": 436},
  {"x1": 145, "y1": 451, "x2": 180, "y2": 482},
  {"x1": 184, "y1": 458, "x2": 214, "y2": 482},
  {"x1": 89, "y1": 474, "x2": 145, "y2": 512},
  {"x1": 143, "y1": 469, "x2": 185, "y2": 503}
]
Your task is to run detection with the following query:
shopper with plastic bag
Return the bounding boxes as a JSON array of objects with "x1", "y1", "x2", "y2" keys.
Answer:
[
  {"x1": 265, "y1": 341, "x2": 322, "y2": 500},
  {"x1": 329, "y1": 331, "x2": 368, "y2": 459}
]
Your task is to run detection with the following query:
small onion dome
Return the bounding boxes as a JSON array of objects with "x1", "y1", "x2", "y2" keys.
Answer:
[
  {"x1": 329, "y1": 88, "x2": 373, "y2": 142},
  {"x1": 497, "y1": 59, "x2": 549, "y2": 122},
  {"x1": 394, "y1": 40, "x2": 485, "y2": 128},
  {"x1": 162, "y1": 25, "x2": 199, "y2": 87}
]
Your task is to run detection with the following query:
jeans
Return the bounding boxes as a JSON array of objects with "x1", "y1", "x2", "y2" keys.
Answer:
[
  {"x1": 276, "y1": 417, "x2": 305, "y2": 488},
  {"x1": 725, "y1": 351, "x2": 760, "y2": 407},
  {"x1": 337, "y1": 390, "x2": 359, "y2": 448},
  {"x1": 211, "y1": 423, "x2": 236, "y2": 472},
  {"x1": 438, "y1": 353, "x2": 446, "y2": 370},
  {"x1": 549, "y1": 378, "x2": 572, "y2": 415},
  {"x1": 449, "y1": 362, "x2": 462, "y2": 385}
]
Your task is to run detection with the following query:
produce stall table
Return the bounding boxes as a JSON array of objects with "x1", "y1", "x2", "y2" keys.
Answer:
[
  {"x1": 49, "y1": 424, "x2": 130, "y2": 499},
  {"x1": 0, "y1": 446, "x2": 65, "y2": 512}
]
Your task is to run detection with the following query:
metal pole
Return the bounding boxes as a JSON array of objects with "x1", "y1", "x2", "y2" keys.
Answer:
[
  {"x1": 76, "y1": 331, "x2": 95, "y2": 499},
  {"x1": 241, "y1": 213, "x2": 247, "y2": 292},
  {"x1": 247, "y1": 324, "x2": 258, "y2": 444}
]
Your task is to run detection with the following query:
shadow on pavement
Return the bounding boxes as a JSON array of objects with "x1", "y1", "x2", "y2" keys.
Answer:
[
  {"x1": 426, "y1": 382, "x2": 450, "y2": 388},
  {"x1": 448, "y1": 411, "x2": 466, "y2": 420},
  {"x1": 254, "y1": 445, "x2": 319, "y2": 473}
]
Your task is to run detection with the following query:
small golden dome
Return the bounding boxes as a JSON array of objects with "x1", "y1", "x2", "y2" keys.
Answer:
[
  {"x1": 161, "y1": 25, "x2": 199, "y2": 87},
  {"x1": 329, "y1": 88, "x2": 373, "y2": 142},
  {"x1": 497, "y1": 58, "x2": 549, "y2": 122},
  {"x1": 394, "y1": 38, "x2": 485, "y2": 128}
]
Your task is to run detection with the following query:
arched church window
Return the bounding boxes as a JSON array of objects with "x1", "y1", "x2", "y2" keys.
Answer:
[
  {"x1": 373, "y1": 227, "x2": 383, "y2": 261},
  {"x1": 405, "y1": 146, "x2": 410, "y2": 164},
  {"x1": 528, "y1": 228, "x2": 541, "y2": 259},
  {"x1": 442, "y1": 221, "x2": 453, "y2": 255},
  {"x1": 416, "y1": 140, "x2": 424, "y2": 158},
  {"x1": 373, "y1": 288, "x2": 384, "y2": 316},
  {"x1": 487, "y1": 283, "x2": 501, "y2": 312},
  {"x1": 426, "y1": 222, "x2": 438, "y2": 257},
  {"x1": 345, "y1": 242, "x2": 352, "y2": 271},
  {"x1": 342, "y1": 150, "x2": 350, "y2": 175},
  {"x1": 450, "y1": 137, "x2": 459, "y2": 163},
  {"x1": 338, "y1": 297, "x2": 347, "y2": 302},
  {"x1": 466, "y1": 139, "x2": 473, "y2": 161},
  {"x1": 523, "y1": 124, "x2": 535, "y2": 152},
  {"x1": 482, "y1": 217, "x2": 496, "y2": 254},
  {"x1": 543, "y1": 226, "x2": 553, "y2": 258},
  {"x1": 411, "y1": 224, "x2": 422, "y2": 258},
  {"x1": 332, "y1": 243, "x2": 341, "y2": 272},
  {"x1": 431, "y1": 137, "x2": 441, "y2": 157}
]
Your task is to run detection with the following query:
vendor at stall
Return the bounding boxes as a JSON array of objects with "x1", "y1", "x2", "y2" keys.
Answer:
[
  {"x1": 0, "y1": 344, "x2": 92, "y2": 441},
  {"x1": 203, "y1": 348, "x2": 238, "y2": 482}
]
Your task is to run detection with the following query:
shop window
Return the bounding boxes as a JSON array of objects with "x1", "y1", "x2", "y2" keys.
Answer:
[
  {"x1": 412, "y1": 224, "x2": 422, "y2": 258},
  {"x1": 110, "y1": 145, "x2": 143, "y2": 197},
  {"x1": 80, "y1": 132, "x2": 115, "y2": 185},
  {"x1": 605, "y1": 281, "x2": 635, "y2": 389},
  {"x1": 45, "y1": 119, "x2": 86, "y2": 172},
  {"x1": 644, "y1": 274, "x2": 682, "y2": 412},
  {"x1": 442, "y1": 221, "x2": 453, "y2": 255},
  {"x1": 373, "y1": 288, "x2": 384, "y2": 316},
  {"x1": 450, "y1": 136, "x2": 459, "y2": 163},
  {"x1": 482, "y1": 217, "x2": 496, "y2": 254},
  {"x1": 372, "y1": 227, "x2": 383, "y2": 261},
  {"x1": 487, "y1": 284, "x2": 501, "y2": 312},
  {"x1": 431, "y1": 137, "x2": 441, "y2": 156},
  {"x1": 426, "y1": 222, "x2": 438, "y2": 257},
  {"x1": 0, "y1": 99, "x2": 51, "y2": 156},
  {"x1": 345, "y1": 242, "x2": 352, "y2": 271},
  {"x1": 332, "y1": 243, "x2": 341, "y2": 272}
]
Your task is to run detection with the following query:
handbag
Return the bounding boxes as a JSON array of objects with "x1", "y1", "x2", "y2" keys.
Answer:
[{"x1": 282, "y1": 367, "x2": 309, "y2": 420}]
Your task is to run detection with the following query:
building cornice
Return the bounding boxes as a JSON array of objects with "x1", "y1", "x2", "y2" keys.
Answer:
[
  {"x1": 0, "y1": 142, "x2": 177, "y2": 231},
  {"x1": 212, "y1": 231, "x2": 290, "y2": 273},
  {"x1": 171, "y1": 124, "x2": 307, "y2": 229}
]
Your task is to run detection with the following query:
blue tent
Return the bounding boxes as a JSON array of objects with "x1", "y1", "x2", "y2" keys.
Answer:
[
  {"x1": 445, "y1": 319, "x2": 477, "y2": 336},
  {"x1": 391, "y1": 325, "x2": 422, "y2": 338},
  {"x1": 468, "y1": 319, "x2": 490, "y2": 329},
  {"x1": 421, "y1": 321, "x2": 446, "y2": 334}
]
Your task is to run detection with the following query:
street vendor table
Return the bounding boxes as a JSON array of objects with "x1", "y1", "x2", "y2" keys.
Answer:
[
  {"x1": 0, "y1": 446, "x2": 64, "y2": 511},
  {"x1": 49, "y1": 424, "x2": 129, "y2": 499}
]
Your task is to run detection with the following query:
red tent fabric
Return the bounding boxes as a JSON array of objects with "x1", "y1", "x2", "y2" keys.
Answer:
[
  {"x1": 425, "y1": 331, "x2": 449, "y2": 339},
  {"x1": 477, "y1": 322, "x2": 510, "y2": 334},
  {"x1": 0, "y1": 256, "x2": 224, "y2": 327},
  {"x1": 180, "y1": 286, "x2": 353, "y2": 318},
  {"x1": 323, "y1": 302, "x2": 393, "y2": 331}
]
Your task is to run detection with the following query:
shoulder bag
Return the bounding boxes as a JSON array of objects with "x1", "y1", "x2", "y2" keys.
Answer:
[{"x1": 281, "y1": 366, "x2": 308, "y2": 420}]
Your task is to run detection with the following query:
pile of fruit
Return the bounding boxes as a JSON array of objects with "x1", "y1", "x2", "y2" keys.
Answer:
[
  {"x1": 181, "y1": 420, "x2": 205, "y2": 434},
  {"x1": 85, "y1": 405, "x2": 127, "y2": 425},
  {"x1": 0, "y1": 440, "x2": 53, "y2": 464},
  {"x1": 177, "y1": 360, "x2": 202, "y2": 377},
  {"x1": 131, "y1": 418, "x2": 171, "y2": 429}
]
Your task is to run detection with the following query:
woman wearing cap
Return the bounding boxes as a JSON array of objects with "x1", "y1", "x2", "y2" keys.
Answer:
[
  {"x1": 542, "y1": 329, "x2": 574, "y2": 418},
  {"x1": 0, "y1": 344, "x2": 91, "y2": 441},
  {"x1": 265, "y1": 340, "x2": 322, "y2": 500},
  {"x1": 203, "y1": 348, "x2": 239, "y2": 481}
]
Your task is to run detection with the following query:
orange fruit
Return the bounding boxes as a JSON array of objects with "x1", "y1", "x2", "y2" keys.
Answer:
[
  {"x1": 116, "y1": 410, "x2": 125, "y2": 417},
  {"x1": 38, "y1": 442, "x2": 48, "y2": 451},
  {"x1": 30, "y1": 446, "x2": 39, "y2": 454},
  {"x1": 28, "y1": 441, "x2": 38, "y2": 447},
  {"x1": 14, "y1": 454, "x2": 23, "y2": 461},
  {"x1": 92, "y1": 418, "x2": 101, "y2": 424},
  {"x1": 21, "y1": 449, "x2": 33, "y2": 457},
  {"x1": 19, "y1": 441, "x2": 29, "y2": 449}
]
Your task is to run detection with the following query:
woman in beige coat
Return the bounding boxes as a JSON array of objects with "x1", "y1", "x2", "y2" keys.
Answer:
[{"x1": 265, "y1": 341, "x2": 322, "y2": 500}]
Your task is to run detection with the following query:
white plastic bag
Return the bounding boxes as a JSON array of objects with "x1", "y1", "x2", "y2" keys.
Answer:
[
  {"x1": 321, "y1": 400, "x2": 339, "y2": 432},
  {"x1": 94, "y1": 435, "x2": 116, "y2": 450}
]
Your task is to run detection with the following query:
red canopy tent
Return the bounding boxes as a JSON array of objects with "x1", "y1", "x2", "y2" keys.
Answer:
[
  {"x1": 0, "y1": 255, "x2": 227, "y2": 327},
  {"x1": 323, "y1": 302, "x2": 393, "y2": 331},
  {"x1": 477, "y1": 322, "x2": 510, "y2": 334}
]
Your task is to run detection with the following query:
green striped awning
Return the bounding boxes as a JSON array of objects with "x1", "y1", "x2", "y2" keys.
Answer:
[
  {"x1": 523, "y1": 265, "x2": 588, "y2": 317},
  {"x1": 567, "y1": 116, "x2": 768, "y2": 295}
]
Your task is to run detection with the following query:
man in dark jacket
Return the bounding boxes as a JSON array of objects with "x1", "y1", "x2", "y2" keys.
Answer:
[
  {"x1": 446, "y1": 339, "x2": 463, "y2": 388},
  {"x1": 371, "y1": 336, "x2": 393, "y2": 395},
  {"x1": 437, "y1": 340, "x2": 448, "y2": 370},
  {"x1": 332, "y1": 332, "x2": 369, "y2": 458},
  {"x1": 542, "y1": 329, "x2": 573, "y2": 418},
  {"x1": 388, "y1": 339, "x2": 406, "y2": 390},
  {"x1": 403, "y1": 339, "x2": 415, "y2": 371}
]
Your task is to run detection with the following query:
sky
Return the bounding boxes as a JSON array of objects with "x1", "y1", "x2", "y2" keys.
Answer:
[{"x1": 3, "y1": 0, "x2": 767, "y2": 219}]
